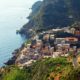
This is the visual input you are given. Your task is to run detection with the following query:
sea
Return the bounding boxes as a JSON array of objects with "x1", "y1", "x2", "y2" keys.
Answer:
[{"x1": 0, "y1": 0, "x2": 39, "y2": 67}]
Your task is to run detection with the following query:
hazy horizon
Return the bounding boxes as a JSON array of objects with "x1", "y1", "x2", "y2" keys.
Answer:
[{"x1": 0, "y1": 0, "x2": 42, "y2": 23}]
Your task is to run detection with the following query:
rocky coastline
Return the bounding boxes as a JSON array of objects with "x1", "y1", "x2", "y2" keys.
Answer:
[{"x1": 4, "y1": 43, "x2": 25, "y2": 66}]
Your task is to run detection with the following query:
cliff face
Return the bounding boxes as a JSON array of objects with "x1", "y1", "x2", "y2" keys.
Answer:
[{"x1": 20, "y1": 0, "x2": 80, "y2": 34}]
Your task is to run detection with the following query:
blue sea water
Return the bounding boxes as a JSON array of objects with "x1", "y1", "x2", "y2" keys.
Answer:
[{"x1": 0, "y1": 0, "x2": 39, "y2": 67}]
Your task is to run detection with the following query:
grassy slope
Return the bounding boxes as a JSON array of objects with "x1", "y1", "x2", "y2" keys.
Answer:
[{"x1": 2, "y1": 57, "x2": 80, "y2": 80}]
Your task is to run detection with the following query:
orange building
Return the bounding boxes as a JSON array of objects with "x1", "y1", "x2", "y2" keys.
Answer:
[
  {"x1": 74, "y1": 27, "x2": 80, "y2": 35},
  {"x1": 65, "y1": 37, "x2": 78, "y2": 42},
  {"x1": 75, "y1": 31, "x2": 80, "y2": 35}
]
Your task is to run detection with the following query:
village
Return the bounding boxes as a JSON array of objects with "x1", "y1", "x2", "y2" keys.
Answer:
[{"x1": 15, "y1": 26, "x2": 80, "y2": 68}]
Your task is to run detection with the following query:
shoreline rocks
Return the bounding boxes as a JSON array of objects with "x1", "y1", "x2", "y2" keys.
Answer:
[{"x1": 4, "y1": 44, "x2": 25, "y2": 66}]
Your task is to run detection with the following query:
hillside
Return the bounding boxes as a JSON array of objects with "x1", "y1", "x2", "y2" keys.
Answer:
[
  {"x1": 19, "y1": 0, "x2": 80, "y2": 35},
  {"x1": 1, "y1": 57, "x2": 80, "y2": 80}
]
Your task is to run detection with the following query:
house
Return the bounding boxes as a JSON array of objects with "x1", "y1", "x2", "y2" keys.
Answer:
[
  {"x1": 74, "y1": 27, "x2": 80, "y2": 36},
  {"x1": 63, "y1": 44, "x2": 70, "y2": 49},
  {"x1": 41, "y1": 45, "x2": 52, "y2": 56},
  {"x1": 56, "y1": 43, "x2": 70, "y2": 52},
  {"x1": 54, "y1": 38, "x2": 65, "y2": 44},
  {"x1": 70, "y1": 28, "x2": 75, "y2": 34},
  {"x1": 52, "y1": 52, "x2": 62, "y2": 58},
  {"x1": 27, "y1": 44, "x2": 31, "y2": 48},
  {"x1": 70, "y1": 41, "x2": 80, "y2": 49},
  {"x1": 52, "y1": 29, "x2": 63, "y2": 32},
  {"x1": 43, "y1": 34, "x2": 50, "y2": 40},
  {"x1": 36, "y1": 40, "x2": 42, "y2": 47},
  {"x1": 50, "y1": 34, "x2": 55, "y2": 39},
  {"x1": 65, "y1": 37, "x2": 78, "y2": 42}
]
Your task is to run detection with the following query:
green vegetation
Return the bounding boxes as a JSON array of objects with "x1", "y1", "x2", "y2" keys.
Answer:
[
  {"x1": 1, "y1": 57, "x2": 80, "y2": 80},
  {"x1": 20, "y1": 0, "x2": 80, "y2": 35},
  {"x1": 24, "y1": 40, "x2": 31, "y2": 47},
  {"x1": 65, "y1": 67, "x2": 80, "y2": 80},
  {"x1": 2, "y1": 66, "x2": 26, "y2": 80}
]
